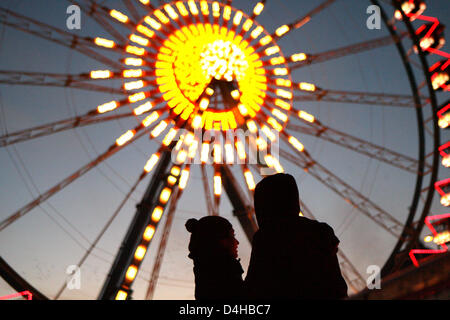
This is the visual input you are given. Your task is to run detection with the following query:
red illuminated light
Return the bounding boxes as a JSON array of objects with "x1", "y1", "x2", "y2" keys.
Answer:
[
  {"x1": 0, "y1": 290, "x2": 33, "y2": 300},
  {"x1": 409, "y1": 214, "x2": 450, "y2": 267}
]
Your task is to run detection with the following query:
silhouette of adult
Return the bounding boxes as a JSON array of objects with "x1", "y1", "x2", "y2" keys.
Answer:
[
  {"x1": 186, "y1": 216, "x2": 244, "y2": 300},
  {"x1": 245, "y1": 173, "x2": 348, "y2": 299}
]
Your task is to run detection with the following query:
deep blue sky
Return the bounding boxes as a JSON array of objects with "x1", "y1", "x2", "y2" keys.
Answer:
[{"x1": 0, "y1": 0, "x2": 449, "y2": 299}]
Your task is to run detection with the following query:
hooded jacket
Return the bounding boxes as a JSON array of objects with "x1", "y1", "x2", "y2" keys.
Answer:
[{"x1": 245, "y1": 173, "x2": 348, "y2": 299}]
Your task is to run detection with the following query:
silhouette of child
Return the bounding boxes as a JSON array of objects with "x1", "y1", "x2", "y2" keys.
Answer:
[
  {"x1": 245, "y1": 173, "x2": 348, "y2": 299},
  {"x1": 186, "y1": 216, "x2": 244, "y2": 300}
]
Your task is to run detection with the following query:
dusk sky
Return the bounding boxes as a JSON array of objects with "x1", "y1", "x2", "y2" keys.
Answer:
[{"x1": 0, "y1": 0, "x2": 449, "y2": 300}]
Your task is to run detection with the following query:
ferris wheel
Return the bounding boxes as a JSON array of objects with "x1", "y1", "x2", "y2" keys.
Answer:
[{"x1": 0, "y1": 0, "x2": 448, "y2": 300}]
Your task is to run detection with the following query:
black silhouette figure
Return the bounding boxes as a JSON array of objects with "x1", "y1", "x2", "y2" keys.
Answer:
[
  {"x1": 186, "y1": 216, "x2": 244, "y2": 300},
  {"x1": 245, "y1": 173, "x2": 348, "y2": 299}
]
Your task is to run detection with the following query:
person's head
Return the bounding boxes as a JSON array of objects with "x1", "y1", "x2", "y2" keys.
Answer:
[
  {"x1": 185, "y1": 216, "x2": 239, "y2": 260},
  {"x1": 254, "y1": 173, "x2": 300, "y2": 229}
]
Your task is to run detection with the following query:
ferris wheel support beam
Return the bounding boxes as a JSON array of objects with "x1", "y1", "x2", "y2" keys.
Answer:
[
  {"x1": 294, "y1": 89, "x2": 425, "y2": 108},
  {"x1": 0, "y1": 70, "x2": 126, "y2": 95},
  {"x1": 0, "y1": 111, "x2": 135, "y2": 147},
  {"x1": 279, "y1": 146, "x2": 405, "y2": 238},
  {"x1": 286, "y1": 122, "x2": 429, "y2": 174},
  {"x1": 220, "y1": 165, "x2": 258, "y2": 244},
  {"x1": 54, "y1": 172, "x2": 146, "y2": 300},
  {"x1": 98, "y1": 150, "x2": 174, "y2": 300},
  {"x1": 200, "y1": 164, "x2": 215, "y2": 216},
  {"x1": 145, "y1": 186, "x2": 182, "y2": 300},
  {"x1": 0, "y1": 7, "x2": 123, "y2": 70},
  {"x1": 271, "y1": 0, "x2": 336, "y2": 40},
  {"x1": 289, "y1": 33, "x2": 407, "y2": 70}
]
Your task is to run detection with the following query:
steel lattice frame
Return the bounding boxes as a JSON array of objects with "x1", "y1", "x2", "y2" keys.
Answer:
[{"x1": 0, "y1": 0, "x2": 446, "y2": 300}]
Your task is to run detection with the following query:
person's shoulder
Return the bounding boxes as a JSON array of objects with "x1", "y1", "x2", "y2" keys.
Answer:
[{"x1": 298, "y1": 216, "x2": 335, "y2": 233}]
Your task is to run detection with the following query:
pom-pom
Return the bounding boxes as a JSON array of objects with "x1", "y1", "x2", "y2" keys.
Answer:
[{"x1": 185, "y1": 218, "x2": 198, "y2": 233}]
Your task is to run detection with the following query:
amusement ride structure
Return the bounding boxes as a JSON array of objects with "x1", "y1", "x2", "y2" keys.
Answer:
[{"x1": 0, "y1": 0, "x2": 448, "y2": 300}]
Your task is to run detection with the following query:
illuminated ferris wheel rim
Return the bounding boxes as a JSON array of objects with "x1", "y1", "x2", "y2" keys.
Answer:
[{"x1": 0, "y1": 0, "x2": 447, "y2": 300}]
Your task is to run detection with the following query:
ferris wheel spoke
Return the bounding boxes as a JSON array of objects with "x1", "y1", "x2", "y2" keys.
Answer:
[
  {"x1": 297, "y1": 200, "x2": 366, "y2": 294},
  {"x1": 288, "y1": 32, "x2": 407, "y2": 70},
  {"x1": 278, "y1": 145, "x2": 405, "y2": 238},
  {"x1": 121, "y1": 0, "x2": 143, "y2": 23},
  {"x1": 270, "y1": 0, "x2": 336, "y2": 40},
  {"x1": 286, "y1": 121, "x2": 429, "y2": 174},
  {"x1": 54, "y1": 171, "x2": 147, "y2": 300},
  {"x1": 200, "y1": 163, "x2": 215, "y2": 216},
  {"x1": 293, "y1": 87, "x2": 424, "y2": 108},
  {"x1": 67, "y1": 0, "x2": 128, "y2": 43},
  {"x1": 0, "y1": 125, "x2": 150, "y2": 232},
  {"x1": 0, "y1": 7, "x2": 123, "y2": 69},
  {"x1": 250, "y1": 1, "x2": 266, "y2": 20},
  {"x1": 80, "y1": 0, "x2": 138, "y2": 30},
  {"x1": 0, "y1": 111, "x2": 136, "y2": 147},
  {"x1": 0, "y1": 70, "x2": 126, "y2": 95}
]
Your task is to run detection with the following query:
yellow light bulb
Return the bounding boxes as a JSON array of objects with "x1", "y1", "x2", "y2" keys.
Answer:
[
  {"x1": 162, "y1": 128, "x2": 178, "y2": 146},
  {"x1": 97, "y1": 101, "x2": 118, "y2": 114},
  {"x1": 289, "y1": 136, "x2": 305, "y2": 152},
  {"x1": 110, "y1": 9, "x2": 129, "y2": 23},
  {"x1": 94, "y1": 37, "x2": 115, "y2": 48},
  {"x1": 125, "y1": 265, "x2": 138, "y2": 282},
  {"x1": 151, "y1": 120, "x2": 168, "y2": 138},
  {"x1": 144, "y1": 153, "x2": 160, "y2": 173},
  {"x1": 133, "y1": 101, "x2": 153, "y2": 116},
  {"x1": 142, "y1": 111, "x2": 159, "y2": 127},
  {"x1": 233, "y1": 11, "x2": 243, "y2": 25},
  {"x1": 124, "y1": 58, "x2": 144, "y2": 67},
  {"x1": 179, "y1": 169, "x2": 190, "y2": 189},
  {"x1": 214, "y1": 174, "x2": 222, "y2": 196},
  {"x1": 124, "y1": 80, "x2": 145, "y2": 91},
  {"x1": 151, "y1": 206, "x2": 164, "y2": 222},
  {"x1": 298, "y1": 82, "x2": 316, "y2": 92},
  {"x1": 145, "y1": 16, "x2": 161, "y2": 30},
  {"x1": 116, "y1": 290, "x2": 128, "y2": 300},
  {"x1": 235, "y1": 140, "x2": 246, "y2": 161},
  {"x1": 116, "y1": 130, "x2": 135, "y2": 146},
  {"x1": 90, "y1": 70, "x2": 112, "y2": 79},
  {"x1": 291, "y1": 53, "x2": 307, "y2": 62},
  {"x1": 130, "y1": 34, "x2": 149, "y2": 47},
  {"x1": 201, "y1": 143, "x2": 210, "y2": 163},
  {"x1": 159, "y1": 187, "x2": 172, "y2": 204},
  {"x1": 126, "y1": 45, "x2": 145, "y2": 56},
  {"x1": 253, "y1": 2, "x2": 264, "y2": 16},
  {"x1": 244, "y1": 169, "x2": 256, "y2": 190},
  {"x1": 275, "y1": 25, "x2": 290, "y2": 37},
  {"x1": 143, "y1": 225, "x2": 155, "y2": 241},
  {"x1": 123, "y1": 69, "x2": 143, "y2": 78},
  {"x1": 298, "y1": 110, "x2": 315, "y2": 123},
  {"x1": 247, "y1": 120, "x2": 258, "y2": 133},
  {"x1": 134, "y1": 245, "x2": 147, "y2": 261}
]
